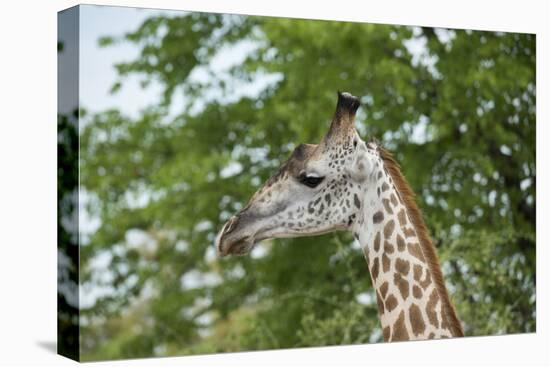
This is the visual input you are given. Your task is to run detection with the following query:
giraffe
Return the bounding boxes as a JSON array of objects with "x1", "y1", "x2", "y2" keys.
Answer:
[{"x1": 215, "y1": 91, "x2": 464, "y2": 341}]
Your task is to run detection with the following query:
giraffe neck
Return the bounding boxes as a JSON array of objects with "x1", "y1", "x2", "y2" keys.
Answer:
[{"x1": 352, "y1": 151, "x2": 459, "y2": 341}]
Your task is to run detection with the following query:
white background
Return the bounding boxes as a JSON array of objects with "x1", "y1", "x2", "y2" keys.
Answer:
[{"x1": 0, "y1": 0, "x2": 547, "y2": 366}]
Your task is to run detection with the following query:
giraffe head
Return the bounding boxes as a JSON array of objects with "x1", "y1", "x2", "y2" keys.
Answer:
[{"x1": 216, "y1": 92, "x2": 374, "y2": 256}]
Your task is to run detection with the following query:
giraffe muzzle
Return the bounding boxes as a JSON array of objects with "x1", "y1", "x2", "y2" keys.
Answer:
[{"x1": 215, "y1": 214, "x2": 256, "y2": 257}]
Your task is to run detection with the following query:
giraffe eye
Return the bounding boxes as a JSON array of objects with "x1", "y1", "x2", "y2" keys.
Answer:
[{"x1": 299, "y1": 174, "x2": 324, "y2": 188}]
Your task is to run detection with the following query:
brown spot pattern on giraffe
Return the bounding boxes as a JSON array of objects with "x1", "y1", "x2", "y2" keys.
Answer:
[
  {"x1": 396, "y1": 234, "x2": 406, "y2": 251},
  {"x1": 413, "y1": 264, "x2": 432, "y2": 289},
  {"x1": 371, "y1": 258, "x2": 380, "y2": 281},
  {"x1": 409, "y1": 303, "x2": 426, "y2": 336},
  {"x1": 380, "y1": 282, "x2": 389, "y2": 299},
  {"x1": 382, "y1": 198, "x2": 393, "y2": 214},
  {"x1": 376, "y1": 292, "x2": 385, "y2": 315},
  {"x1": 393, "y1": 273, "x2": 409, "y2": 300},
  {"x1": 383, "y1": 219, "x2": 395, "y2": 239},
  {"x1": 382, "y1": 253, "x2": 391, "y2": 272},
  {"x1": 413, "y1": 264, "x2": 422, "y2": 281},
  {"x1": 403, "y1": 227, "x2": 416, "y2": 237},
  {"x1": 373, "y1": 211, "x2": 384, "y2": 224},
  {"x1": 395, "y1": 258, "x2": 410, "y2": 275},
  {"x1": 390, "y1": 193, "x2": 398, "y2": 207},
  {"x1": 408, "y1": 242, "x2": 425, "y2": 262},
  {"x1": 385, "y1": 294, "x2": 398, "y2": 312},
  {"x1": 397, "y1": 208, "x2": 407, "y2": 227},
  {"x1": 373, "y1": 232, "x2": 381, "y2": 251},
  {"x1": 384, "y1": 240, "x2": 395, "y2": 254},
  {"x1": 412, "y1": 284, "x2": 423, "y2": 299},
  {"x1": 383, "y1": 326, "x2": 391, "y2": 341},
  {"x1": 419, "y1": 271, "x2": 432, "y2": 290},
  {"x1": 391, "y1": 311, "x2": 409, "y2": 341},
  {"x1": 426, "y1": 288, "x2": 440, "y2": 328}
]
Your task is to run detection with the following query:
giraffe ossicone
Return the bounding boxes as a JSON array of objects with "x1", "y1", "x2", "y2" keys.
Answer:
[{"x1": 215, "y1": 91, "x2": 464, "y2": 342}]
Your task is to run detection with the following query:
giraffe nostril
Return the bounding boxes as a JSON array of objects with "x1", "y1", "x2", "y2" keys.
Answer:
[
  {"x1": 216, "y1": 223, "x2": 228, "y2": 255},
  {"x1": 217, "y1": 219, "x2": 235, "y2": 254}
]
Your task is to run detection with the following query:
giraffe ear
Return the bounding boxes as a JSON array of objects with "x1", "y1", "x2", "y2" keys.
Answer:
[{"x1": 346, "y1": 145, "x2": 370, "y2": 183}]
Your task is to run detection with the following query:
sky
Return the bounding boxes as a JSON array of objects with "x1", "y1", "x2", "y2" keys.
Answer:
[
  {"x1": 79, "y1": 5, "x2": 172, "y2": 119},
  {"x1": 79, "y1": 5, "x2": 282, "y2": 121}
]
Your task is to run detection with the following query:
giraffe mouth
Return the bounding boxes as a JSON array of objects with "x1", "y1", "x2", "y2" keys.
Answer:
[
  {"x1": 217, "y1": 234, "x2": 259, "y2": 257},
  {"x1": 222, "y1": 237, "x2": 256, "y2": 256}
]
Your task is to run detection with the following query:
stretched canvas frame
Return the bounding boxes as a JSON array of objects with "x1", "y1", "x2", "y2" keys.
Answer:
[{"x1": 58, "y1": 4, "x2": 536, "y2": 362}]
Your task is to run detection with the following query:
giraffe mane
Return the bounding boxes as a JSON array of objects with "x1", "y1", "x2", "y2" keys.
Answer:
[{"x1": 378, "y1": 146, "x2": 464, "y2": 337}]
